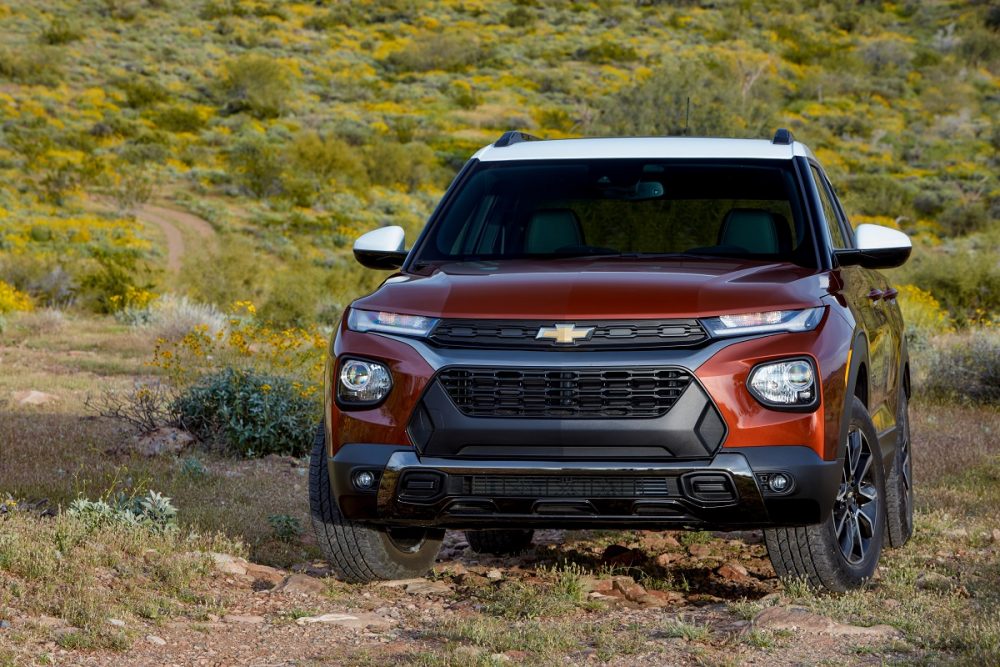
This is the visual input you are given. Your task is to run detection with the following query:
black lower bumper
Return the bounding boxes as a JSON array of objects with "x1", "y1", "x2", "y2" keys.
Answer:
[{"x1": 329, "y1": 444, "x2": 840, "y2": 530}]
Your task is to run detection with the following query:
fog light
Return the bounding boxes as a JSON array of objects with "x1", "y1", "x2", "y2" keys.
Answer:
[
  {"x1": 768, "y1": 473, "x2": 791, "y2": 493},
  {"x1": 353, "y1": 470, "x2": 376, "y2": 490}
]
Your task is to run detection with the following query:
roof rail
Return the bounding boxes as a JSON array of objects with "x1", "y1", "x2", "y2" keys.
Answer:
[
  {"x1": 772, "y1": 128, "x2": 794, "y2": 145},
  {"x1": 494, "y1": 131, "x2": 541, "y2": 148}
]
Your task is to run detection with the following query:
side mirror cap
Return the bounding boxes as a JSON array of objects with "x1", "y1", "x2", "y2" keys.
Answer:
[
  {"x1": 835, "y1": 224, "x2": 911, "y2": 269},
  {"x1": 353, "y1": 226, "x2": 407, "y2": 270}
]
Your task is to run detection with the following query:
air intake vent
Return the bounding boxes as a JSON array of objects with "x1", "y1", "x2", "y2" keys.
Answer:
[
  {"x1": 466, "y1": 475, "x2": 679, "y2": 498},
  {"x1": 398, "y1": 471, "x2": 444, "y2": 501},
  {"x1": 681, "y1": 473, "x2": 737, "y2": 503},
  {"x1": 430, "y1": 319, "x2": 707, "y2": 350}
]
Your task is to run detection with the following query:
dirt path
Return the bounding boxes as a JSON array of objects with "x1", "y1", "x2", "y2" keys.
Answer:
[{"x1": 134, "y1": 203, "x2": 217, "y2": 273}]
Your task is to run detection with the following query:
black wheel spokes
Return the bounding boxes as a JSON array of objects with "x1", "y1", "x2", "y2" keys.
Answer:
[{"x1": 836, "y1": 427, "x2": 879, "y2": 565}]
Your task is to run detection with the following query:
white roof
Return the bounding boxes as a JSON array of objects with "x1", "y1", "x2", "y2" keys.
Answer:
[{"x1": 473, "y1": 137, "x2": 815, "y2": 162}]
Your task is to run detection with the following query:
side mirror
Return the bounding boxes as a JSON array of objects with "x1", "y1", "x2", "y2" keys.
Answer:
[
  {"x1": 353, "y1": 226, "x2": 407, "y2": 270},
  {"x1": 834, "y1": 224, "x2": 911, "y2": 269}
]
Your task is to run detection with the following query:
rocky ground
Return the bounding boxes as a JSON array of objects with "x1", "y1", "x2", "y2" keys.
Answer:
[{"x1": 2, "y1": 527, "x2": 933, "y2": 666}]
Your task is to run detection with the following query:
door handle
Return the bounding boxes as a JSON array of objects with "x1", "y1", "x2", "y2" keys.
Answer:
[
  {"x1": 883, "y1": 288, "x2": 898, "y2": 301},
  {"x1": 867, "y1": 289, "x2": 884, "y2": 302}
]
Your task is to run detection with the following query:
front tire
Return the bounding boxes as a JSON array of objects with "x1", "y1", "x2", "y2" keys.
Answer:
[
  {"x1": 309, "y1": 426, "x2": 444, "y2": 583},
  {"x1": 764, "y1": 397, "x2": 887, "y2": 592},
  {"x1": 885, "y1": 384, "x2": 914, "y2": 548}
]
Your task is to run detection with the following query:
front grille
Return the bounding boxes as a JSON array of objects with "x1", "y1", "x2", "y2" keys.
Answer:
[
  {"x1": 438, "y1": 367, "x2": 692, "y2": 418},
  {"x1": 430, "y1": 319, "x2": 707, "y2": 350},
  {"x1": 464, "y1": 475, "x2": 679, "y2": 498}
]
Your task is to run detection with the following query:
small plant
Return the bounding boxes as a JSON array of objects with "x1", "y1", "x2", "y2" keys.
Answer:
[
  {"x1": 86, "y1": 381, "x2": 175, "y2": 434},
  {"x1": 661, "y1": 616, "x2": 711, "y2": 642},
  {"x1": 68, "y1": 490, "x2": 178, "y2": 533},
  {"x1": 217, "y1": 54, "x2": 297, "y2": 119},
  {"x1": 267, "y1": 514, "x2": 303, "y2": 543},
  {"x1": 172, "y1": 367, "x2": 318, "y2": 457},
  {"x1": 179, "y1": 457, "x2": 209, "y2": 479}
]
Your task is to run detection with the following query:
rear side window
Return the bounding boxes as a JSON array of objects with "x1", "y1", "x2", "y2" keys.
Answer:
[
  {"x1": 413, "y1": 159, "x2": 817, "y2": 267},
  {"x1": 810, "y1": 165, "x2": 845, "y2": 249}
]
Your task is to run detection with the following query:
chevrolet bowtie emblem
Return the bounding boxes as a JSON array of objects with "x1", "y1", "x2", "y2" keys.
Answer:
[{"x1": 536, "y1": 323, "x2": 595, "y2": 345}]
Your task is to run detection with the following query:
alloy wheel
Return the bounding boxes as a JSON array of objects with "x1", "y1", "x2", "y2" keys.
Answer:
[{"x1": 834, "y1": 427, "x2": 880, "y2": 564}]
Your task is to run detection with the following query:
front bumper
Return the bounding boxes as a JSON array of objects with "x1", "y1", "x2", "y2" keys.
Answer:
[{"x1": 330, "y1": 444, "x2": 840, "y2": 530}]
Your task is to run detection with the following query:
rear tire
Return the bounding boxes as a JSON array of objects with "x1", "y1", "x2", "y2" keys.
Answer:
[
  {"x1": 465, "y1": 529, "x2": 535, "y2": 555},
  {"x1": 885, "y1": 384, "x2": 914, "y2": 548},
  {"x1": 764, "y1": 397, "x2": 887, "y2": 592},
  {"x1": 309, "y1": 425, "x2": 443, "y2": 583}
]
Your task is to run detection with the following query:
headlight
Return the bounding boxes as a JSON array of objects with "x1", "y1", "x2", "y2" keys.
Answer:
[
  {"x1": 338, "y1": 358, "x2": 392, "y2": 405},
  {"x1": 347, "y1": 308, "x2": 438, "y2": 337},
  {"x1": 748, "y1": 358, "x2": 818, "y2": 408},
  {"x1": 703, "y1": 307, "x2": 824, "y2": 337}
]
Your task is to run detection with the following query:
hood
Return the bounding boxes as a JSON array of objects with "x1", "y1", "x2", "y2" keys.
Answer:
[{"x1": 352, "y1": 258, "x2": 831, "y2": 320}]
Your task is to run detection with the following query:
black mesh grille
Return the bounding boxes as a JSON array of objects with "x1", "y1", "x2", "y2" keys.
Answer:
[
  {"x1": 430, "y1": 319, "x2": 707, "y2": 350},
  {"x1": 438, "y1": 367, "x2": 692, "y2": 418},
  {"x1": 466, "y1": 475, "x2": 679, "y2": 497}
]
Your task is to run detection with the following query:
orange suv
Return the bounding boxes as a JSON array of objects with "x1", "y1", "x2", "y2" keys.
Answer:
[{"x1": 310, "y1": 130, "x2": 914, "y2": 592}]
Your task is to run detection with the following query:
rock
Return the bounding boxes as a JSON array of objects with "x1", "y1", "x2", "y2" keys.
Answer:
[
  {"x1": 688, "y1": 543, "x2": 712, "y2": 558},
  {"x1": 133, "y1": 426, "x2": 194, "y2": 457},
  {"x1": 222, "y1": 614, "x2": 265, "y2": 625},
  {"x1": 602, "y1": 544, "x2": 644, "y2": 566},
  {"x1": 273, "y1": 574, "x2": 326, "y2": 595},
  {"x1": 489, "y1": 654, "x2": 511, "y2": 663},
  {"x1": 659, "y1": 535, "x2": 682, "y2": 549},
  {"x1": 915, "y1": 571, "x2": 956, "y2": 592},
  {"x1": 33, "y1": 615, "x2": 66, "y2": 628},
  {"x1": 146, "y1": 635, "x2": 167, "y2": 646},
  {"x1": 376, "y1": 578, "x2": 427, "y2": 588},
  {"x1": 485, "y1": 569, "x2": 503, "y2": 582},
  {"x1": 0, "y1": 620, "x2": 10, "y2": 630},
  {"x1": 208, "y1": 553, "x2": 249, "y2": 576},
  {"x1": 991, "y1": 528, "x2": 1000, "y2": 543},
  {"x1": 295, "y1": 613, "x2": 393, "y2": 629},
  {"x1": 753, "y1": 606, "x2": 901, "y2": 638},
  {"x1": 13, "y1": 390, "x2": 59, "y2": 406},
  {"x1": 612, "y1": 577, "x2": 647, "y2": 603},
  {"x1": 580, "y1": 576, "x2": 614, "y2": 594},
  {"x1": 717, "y1": 561, "x2": 751, "y2": 582},
  {"x1": 108, "y1": 618, "x2": 126, "y2": 627},
  {"x1": 655, "y1": 552, "x2": 683, "y2": 567},
  {"x1": 404, "y1": 580, "x2": 453, "y2": 596},
  {"x1": 943, "y1": 528, "x2": 968, "y2": 539},
  {"x1": 637, "y1": 589, "x2": 685, "y2": 607}
]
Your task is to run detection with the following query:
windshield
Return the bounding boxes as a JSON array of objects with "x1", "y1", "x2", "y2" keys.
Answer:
[{"x1": 410, "y1": 159, "x2": 816, "y2": 268}]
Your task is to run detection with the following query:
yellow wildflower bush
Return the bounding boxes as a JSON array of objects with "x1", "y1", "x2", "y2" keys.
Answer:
[
  {"x1": 897, "y1": 284, "x2": 953, "y2": 345},
  {"x1": 151, "y1": 301, "x2": 327, "y2": 397},
  {"x1": 0, "y1": 280, "x2": 33, "y2": 313}
]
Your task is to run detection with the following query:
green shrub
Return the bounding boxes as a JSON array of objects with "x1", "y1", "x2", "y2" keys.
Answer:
[
  {"x1": 153, "y1": 105, "x2": 208, "y2": 133},
  {"x1": 286, "y1": 131, "x2": 366, "y2": 187},
  {"x1": 267, "y1": 514, "x2": 302, "y2": 542},
  {"x1": 577, "y1": 40, "x2": 639, "y2": 64},
  {"x1": 119, "y1": 76, "x2": 170, "y2": 108},
  {"x1": 217, "y1": 54, "x2": 296, "y2": 119},
  {"x1": 364, "y1": 139, "x2": 437, "y2": 190},
  {"x1": 919, "y1": 330, "x2": 1000, "y2": 405},
  {"x1": 384, "y1": 33, "x2": 485, "y2": 72},
  {"x1": 227, "y1": 135, "x2": 284, "y2": 197},
  {"x1": 40, "y1": 17, "x2": 82, "y2": 45},
  {"x1": 172, "y1": 368, "x2": 318, "y2": 458},
  {"x1": 0, "y1": 46, "x2": 64, "y2": 86}
]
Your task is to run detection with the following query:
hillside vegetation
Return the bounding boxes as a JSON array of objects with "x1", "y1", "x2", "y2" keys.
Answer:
[{"x1": 0, "y1": 0, "x2": 997, "y2": 327}]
